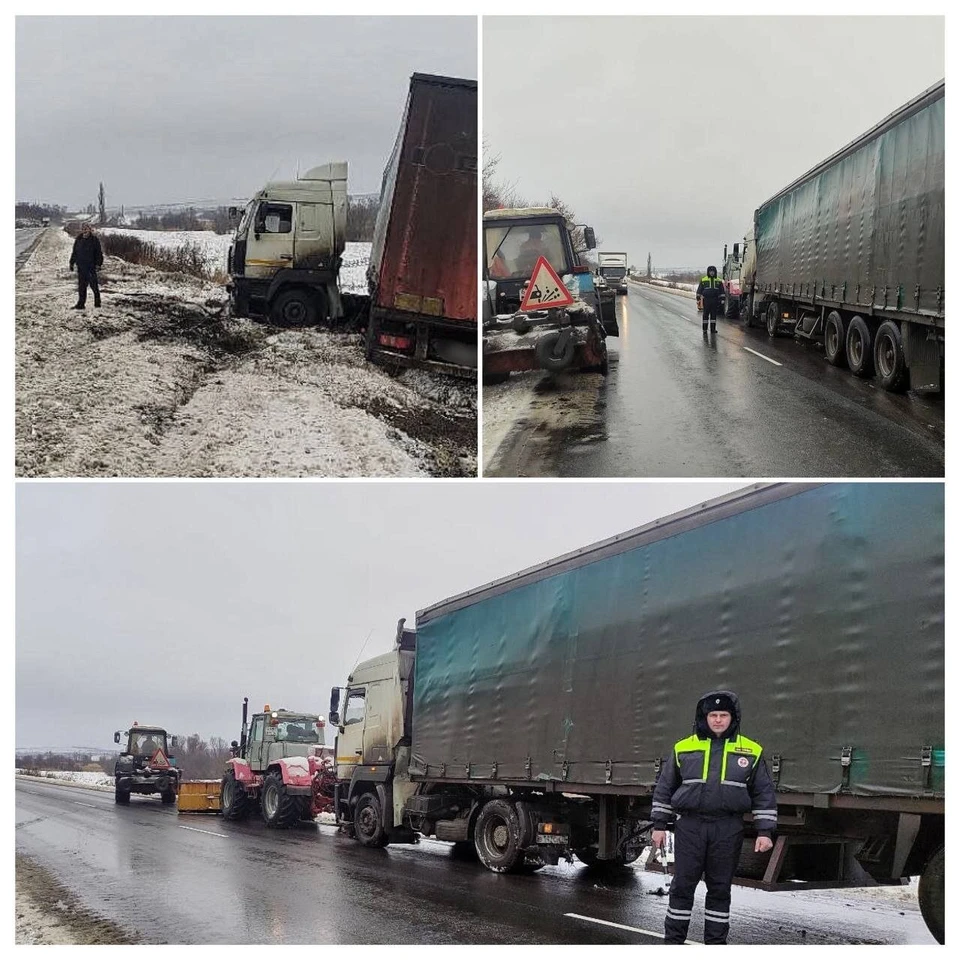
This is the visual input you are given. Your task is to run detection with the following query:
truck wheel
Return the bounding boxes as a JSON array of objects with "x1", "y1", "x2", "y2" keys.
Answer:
[
  {"x1": 574, "y1": 847, "x2": 635, "y2": 870},
  {"x1": 474, "y1": 799, "x2": 524, "y2": 873},
  {"x1": 918, "y1": 845, "x2": 944, "y2": 944},
  {"x1": 823, "y1": 311, "x2": 848, "y2": 367},
  {"x1": 115, "y1": 783, "x2": 130, "y2": 805},
  {"x1": 874, "y1": 320, "x2": 909, "y2": 392},
  {"x1": 271, "y1": 288, "x2": 320, "y2": 327},
  {"x1": 765, "y1": 302, "x2": 780, "y2": 338},
  {"x1": 354, "y1": 792, "x2": 389, "y2": 848},
  {"x1": 220, "y1": 770, "x2": 249, "y2": 821},
  {"x1": 846, "y1": 315, "x2": 874, "y2": 377},
  {"x1": 261, "y1": 771, "x2": 303, "y2": 829},
  {"x1": 535, "y1": 331, "x2": 576, "y2": 373},
  {"x1": 725, "y1": 295, "x2": 739, "y2": 319}
]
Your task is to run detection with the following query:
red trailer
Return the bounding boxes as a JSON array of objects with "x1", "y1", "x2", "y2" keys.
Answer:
[{"x1": 365, "y1": 73, "x2": 477, "y2": 378}]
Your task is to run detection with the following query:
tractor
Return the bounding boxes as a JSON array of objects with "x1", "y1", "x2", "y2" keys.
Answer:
[
  {"x1": 113, "y1": 723, "x2": 181, "y2": 805},
  {"x1": 220, "y1": 698, "x2": 335, "y2": 828}
]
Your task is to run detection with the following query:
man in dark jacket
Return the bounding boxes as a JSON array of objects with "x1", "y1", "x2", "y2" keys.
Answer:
[
  {"x1": 695, "y1": 265, "x2": 723, "y2": 336},
  {"x1": 69, "y1": 222, "x2": 104, "y2": 309},
  {"x1": 651, "y1": 690, "x2": 777, "y2": 944}
]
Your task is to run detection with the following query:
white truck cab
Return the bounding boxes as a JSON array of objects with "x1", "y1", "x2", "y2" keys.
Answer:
[{"x1": 228, "y1": 162, "x2": 348, "y2": 326}]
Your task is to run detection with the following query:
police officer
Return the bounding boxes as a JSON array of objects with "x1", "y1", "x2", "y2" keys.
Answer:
[
  {"x1": 651, "y1": 691, "x2": 777, "y2": 944},
  {"x1": 696, "y1": 265, "x2": 724, "y2": 336}
]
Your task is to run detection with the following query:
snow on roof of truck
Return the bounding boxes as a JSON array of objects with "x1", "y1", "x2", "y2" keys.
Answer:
[{"x1": 483, "y1": 207, "x2": 561, "y2": 220}]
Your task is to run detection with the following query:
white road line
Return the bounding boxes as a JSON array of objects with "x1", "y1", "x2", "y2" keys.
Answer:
[
  {"x1": 178, "y1": 825, "x2": 229, "y2": 839},
  {"x1": 72, "y1": 801, "x2": 100, "y2": 809},
  {"x1": 743, "y1": 346, "x2": 782, "y2": 366},
  {"x1": 564, "y1": 912, "x2": 699, "y2": 943}
]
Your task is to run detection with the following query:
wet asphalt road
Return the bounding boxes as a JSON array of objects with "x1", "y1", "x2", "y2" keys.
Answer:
[
  {"x1": 16, "y1": 779, "x2": 933, "y2": 945},
  {"x1": 485, "y1": 282, "x2": 944, "y2": 478}
]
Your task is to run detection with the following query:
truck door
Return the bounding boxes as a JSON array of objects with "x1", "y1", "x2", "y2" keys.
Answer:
[
  {"x1": 244, "y1": 201, "x2": 295, "y2": 280},
  {"x1": 248, "y1": 715, "x2": 266, "y2": 770},
  {"x1": 336, "y1": 687, "x2": 365, "y2": 779},
  {"x1": 293, "y1": 202, "x2": 335, "y2": 270}
]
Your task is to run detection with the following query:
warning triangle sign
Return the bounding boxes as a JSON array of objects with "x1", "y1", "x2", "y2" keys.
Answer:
[
  {"x1": 151, "y1": 749, "x2": 170, "y2": 769},
  {"x1": 519, "y1": 257, "x2": 574, "y2": 312}
]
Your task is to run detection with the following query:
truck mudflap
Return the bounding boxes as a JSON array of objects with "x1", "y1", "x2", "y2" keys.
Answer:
[{"x1": 365, "y1": 307, "x2": 477, "y2": 379}]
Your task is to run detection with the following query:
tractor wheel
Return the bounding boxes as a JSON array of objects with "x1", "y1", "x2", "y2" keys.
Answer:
[
  {"x1": 474, "y1": 799, "x2": 524, "y2": 873},
  {"x1": 354, "y1": 792, "x2": 389, "y2": 848},
  {"x1": 260, "y1": 771, "x2": 304, "y2": 829},
  {"x1": 160, "y1": 789, "x2": 176, "y2": 805},
  {"x1": 114, "y1": 782, "x2": 130, "y2": 805},
  {"x1": 220, "y1": 770, "x2": 250, "y2": 821}
]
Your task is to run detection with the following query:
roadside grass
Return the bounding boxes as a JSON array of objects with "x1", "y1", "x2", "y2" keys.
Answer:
[{"x1": 98, "y1": 232, "x2": 227, "y2": 283}]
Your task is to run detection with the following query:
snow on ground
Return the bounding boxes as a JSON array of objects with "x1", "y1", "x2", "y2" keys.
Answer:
[
  {"x1": 16, "y1": 769, "x2": 114, "y2": 787},
  {"x1": 634, "y1": 277, "x2": 697, "y2": 297},
  {"x1": 100, "y1": 228, "x2": 371, "y2": 294},
  {"x1": 16, "y1": 230, "x2": 475, "y2": 478}
]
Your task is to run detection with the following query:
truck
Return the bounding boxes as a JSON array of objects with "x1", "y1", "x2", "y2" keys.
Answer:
[
  {"x1": 226, "y1": 162, "x2": 348, "y2": 326},
  {"x1": 737, "y1": 80, "x2": 944, "y2": 393},
  {"x1": 113, "y1": 723, "x2": 181, "y2": 805},
  {"x1": 219, "y1": 698, "x2": 335, "y2": 828},
  {"x1": 328, "y1": 483, "x2": 945, "y2": 943},
  {"x1": 482, "y1": 207, "x2": 618, "y2": 383},
  {"x1": 364, "y1": 73, "x2": 477, "y2": 378},
  {"x1": 598, "y1": 251, "x2": 629, "y2": 294}
]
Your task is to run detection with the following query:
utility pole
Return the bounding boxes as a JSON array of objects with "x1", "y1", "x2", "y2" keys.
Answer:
[
  {"x1": 647, "y1": 252, "x2": 652, "y2": 278},
  {"x1": 98, "y1": 182, "x2": 107, "y2": 225}
]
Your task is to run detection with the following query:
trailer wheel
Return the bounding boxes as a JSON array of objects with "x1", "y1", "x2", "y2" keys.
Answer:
[
  {"x1": 535, "y1": 331, "x2": 576, "y2": 372},
  {"x1": 354, "y1": 792, "x2": 389, "y2": 848},
  {"x1": 846, "y1": 315, "x2": 874, "y2": 377},
  {"x1": 874, "y1": 321, "x2": 910, "y2": 392},
  {"x1": 823, "y1": 311, "x2": 848, "y2": 367},
  {"x1": 918, "y1": 845, "x2": 944, "y2": 944},
  {"x1": 474, "y1": 799, "x2": 524, "y2": 873},
  {"x1": 220, "y1": 770, "x2": 250, "y2": 821},
  {"x1": 261, "y1": 771, "x2": 304, "y2": 829},
  {"x1": 271, "y1": 287, "x2": 321, "y2": 327},
  {"x1": 765, "y1": 302, "x2": 780, "y2": 338},
  {"x1": 114, "y1": 782, "x2": 130, "y2": 805}
]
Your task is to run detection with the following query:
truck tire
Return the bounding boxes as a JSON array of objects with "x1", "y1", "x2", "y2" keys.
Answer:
[
  {"x1": 474, "y1": 799, "x2": 524, "y2": 873},
  {"x1": 724, "y1": 294, "x2": 739, "y2": 319},
  {"x1": 271, "y1": 287, "x2": 321, "y2": 327},
  {"x1": 823, "y1": 311, "x2": 848, "y2": 367},
  {"x1": 765, "y1": 302, "x2": 780, "y2": 338},
  {"x1": 114, "y1": 782, "x2": 130, "y2": 805},
  {"x1": 846, "y1": 315, "x2": 875, "y2": 377},
  {"x1": 261, "y1": 771, "x2": 303, "y2": 829},
  {"x1": 354, "y1": 792, "x2": 389, "y2": 848},
  {"x1": 918, "y1": 845, "x2": 944, "y2": 944},
  {"x1": 535, "y1": 331, "x2": 576, "y2": 372},
  {"x1": 574, "y1": 847, "x2": 638, "y2": 870},
  {"x1": 220, "y1": 770, "x2": 250, "y2": 821},
  {"x1": 874, "y1": 320, "x2": 910, "y2": 392}
]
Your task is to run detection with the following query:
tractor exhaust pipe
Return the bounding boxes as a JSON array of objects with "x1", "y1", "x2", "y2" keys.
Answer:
[{"x1": 239, "y1": 697, "x2": 249, "y2": 758}]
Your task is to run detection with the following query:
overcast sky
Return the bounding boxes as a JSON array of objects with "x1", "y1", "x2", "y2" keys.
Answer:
[
  {"x1": 16, "y1": 481, "x2": 740, "y2": 752},
  {"x1": 16, "y1": 16, "x2": 476, "y2": 209},
  {"x1": 483, "y1": 16, "x2": 944, "y2": 270}
]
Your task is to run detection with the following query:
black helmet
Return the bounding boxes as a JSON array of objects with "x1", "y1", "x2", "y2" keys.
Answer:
[{"x1": 706, "y1": 265, "x2": 718, "y2": 277}]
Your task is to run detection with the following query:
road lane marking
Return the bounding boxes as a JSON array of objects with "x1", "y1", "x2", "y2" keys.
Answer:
[
  {"x1": 179, "y1": 825, "x2": 229, "y2": 839},
  {"x1": 564, "y1": 913, "x2": 698, "y2": 944},
  {"x1": 72, "y1": 801, "x2": 100, "y2": 809},
  {"x1": 743, "y1": 347, "x2": 782, "y2": 366}
]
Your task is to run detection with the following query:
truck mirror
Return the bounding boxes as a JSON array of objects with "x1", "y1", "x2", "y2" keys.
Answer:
[
  {"x1": 582, "y1": 227, "x2": 597, "y2": 250},
  {"x1": 228, "y1": 207, "x2": 238, "y2": 218},
  {"x1": 330, "y1": 687, "x2": 341, "y2": 716},
  {"x1": 170, "y1": 736, "x2": 178, "y2": 751},
  {"x1": 114, "y1": 731, "x2": 121, "y2": 744},
  {"x1": 329, "y1": 710, "x2": 340, "y2": 726}
]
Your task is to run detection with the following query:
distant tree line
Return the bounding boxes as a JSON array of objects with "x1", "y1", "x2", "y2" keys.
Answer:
[
  {"x1": 345, "y1": 195, "x2": 379, "y2": 242},
  {"x1": 16, "y1": 203, "x2": 67, "y2": 223}
]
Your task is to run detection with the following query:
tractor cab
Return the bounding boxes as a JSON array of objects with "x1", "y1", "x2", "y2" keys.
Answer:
[{"x1": 230, "y1": 706, "x2": 326, "y2": 773}]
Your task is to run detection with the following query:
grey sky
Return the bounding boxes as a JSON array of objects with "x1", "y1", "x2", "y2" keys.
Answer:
[
  {"x1": 483, "y1": 16, "x2": 944, "y2": 271},
  {"x1": 16, "y1": 481, "x2": 739, "y2": 752},
  {"x1": 16, "y1": 16, "x2": 476, "y2": 209}
]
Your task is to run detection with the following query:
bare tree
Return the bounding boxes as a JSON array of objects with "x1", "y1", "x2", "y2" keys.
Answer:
[
  {"x1": 647, "y1": 252, "x2": 652, "y2": 278},
  {"x1": 98, "y1": 182, "x2": 106, "y2": 225}
]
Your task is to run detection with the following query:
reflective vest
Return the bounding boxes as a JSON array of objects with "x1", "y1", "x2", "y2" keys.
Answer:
[
  {"x1": 673, "y1": 732, "x2": 763, "y2": 785},
  {"x1": 700, "y1": 276, "x2": 723, "y2": 290}
]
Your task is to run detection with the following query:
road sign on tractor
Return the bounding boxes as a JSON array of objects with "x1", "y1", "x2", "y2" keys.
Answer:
[
  {"x1": 519, "y1": 257, "x2": 574, "y2": 312},
  {"x1": 151, "y1": 749, "x2": 170, "y2": 769}
]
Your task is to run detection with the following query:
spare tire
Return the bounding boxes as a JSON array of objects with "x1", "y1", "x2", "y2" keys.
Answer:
[{"x1": 535, "y1": 330, "x2": 577, "y2": 372}]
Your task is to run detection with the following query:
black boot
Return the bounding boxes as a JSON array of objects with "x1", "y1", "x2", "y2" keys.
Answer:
[
  {"x1": 710, "y1": 324, "x2": 716, "y2": 335},
  {"x1": 72, "y1": 303, "x2": 85, "y2": 310}
]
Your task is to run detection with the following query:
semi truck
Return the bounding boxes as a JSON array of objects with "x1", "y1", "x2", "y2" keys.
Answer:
[
  {"x1": 328, "y1": 483, "x2": 944, "y2": 943},
  {"x1": 598, "y1": 251, "x2": 629, "y2": 294},
  {"x1": 482, "y1": 207, "x2": 618, "y2": 382},
  {"x1": 226, "y1": 162, "x2": 348, "y2": 326},
  {"x1": 736, "y1": 80, "x2": 944, "y2": 393},
  {"x1": 364, "y1": 73, "x2": 477, "y2": 378}
]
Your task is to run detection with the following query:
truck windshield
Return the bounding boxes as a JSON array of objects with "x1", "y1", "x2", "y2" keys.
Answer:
[
  {"x1": 277, "y1": 719, "x2": 322, "y2": 744},
  {"x1": 600, "y1": 267, "x2": 626, "y2": 279},
  {"x1": 486, "y1": 222, "x2": 569, "y2": 281}
]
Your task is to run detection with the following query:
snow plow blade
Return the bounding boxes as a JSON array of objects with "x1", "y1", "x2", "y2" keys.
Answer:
[{"x1": 176, "y1": 779, "x2": 222, "y2": 813}]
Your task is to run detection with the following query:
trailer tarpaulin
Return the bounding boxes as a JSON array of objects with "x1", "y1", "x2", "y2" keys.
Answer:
[{"x1": 412, "y1": 484, "x2": 943, "y2": 799}]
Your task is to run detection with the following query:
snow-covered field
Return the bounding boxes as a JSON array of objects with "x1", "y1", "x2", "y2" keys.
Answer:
[
  {"x1": 16, "y1": 769, "x2": 114, "y2": 788},
  {"x1": 100, "y1": 228, "x2": 371, "y2": 294},
  {"x1": 16, "y1": 230, "x2": 475, "y2": 478},
  {"x1": 633, "y1": 277, "x2": 697, "y2": 297}
]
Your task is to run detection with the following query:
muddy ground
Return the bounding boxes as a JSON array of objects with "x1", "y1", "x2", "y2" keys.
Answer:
[{"x1": 16, "y1": 229, "x2": 476, "y2": 478}]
